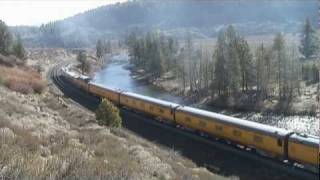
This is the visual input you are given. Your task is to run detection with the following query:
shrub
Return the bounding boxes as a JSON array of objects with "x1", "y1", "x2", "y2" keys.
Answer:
[
  {"x1": 31, "y1": 79, "x2": 46, "y2": 94},
  {"x1": 0, "y1": 65, "x2": 46, "y2": 94},
  {"x1": 7, "y1": 81, "x2": 34, "y2": 94},
  {"x1": 95, "y1": 99, "x2": 122, "y2": 127}
]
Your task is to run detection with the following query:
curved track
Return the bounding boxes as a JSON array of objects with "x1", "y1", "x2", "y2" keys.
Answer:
[{"x1": 49, "y1": 63, "x2": 319, "y2": 180}]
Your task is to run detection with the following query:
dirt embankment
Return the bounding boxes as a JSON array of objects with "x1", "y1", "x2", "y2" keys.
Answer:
[{"x1": 0, "y1": 48, "x2": 231, "y2": 180}]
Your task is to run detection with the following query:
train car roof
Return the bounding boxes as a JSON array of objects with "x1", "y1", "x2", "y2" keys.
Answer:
[
  {"x1": 63, "y1": 67, "x2": 90, "y2": 80},
  {"x1": 177, "y1": 106, "x2": 292, "y2": 137},
  {"x1": 89, "y1": 82, "x2": 121, "y2": 92},
  {"x1": 121, "y1": 91, "x2": 180, "y2": 108},
  {"x1": 289, "y1": 134, "x2": 319, "y2": 148}
]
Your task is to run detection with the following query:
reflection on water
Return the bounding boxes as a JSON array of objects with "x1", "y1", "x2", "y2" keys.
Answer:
[
  {"x1": 93, "y1": 54, "x2": 319, "y2": 136},
  {"x1": 93, "y1": 54, "x2": 182, "y2": 103}
]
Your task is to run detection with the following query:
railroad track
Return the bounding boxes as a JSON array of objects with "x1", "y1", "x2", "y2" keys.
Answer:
[
  {"x1": 49, "y1": 62, "x2": 100, "y2": 110},
  {"x1": 49, "y1": 63, "x2": 319, "y2": 180}
]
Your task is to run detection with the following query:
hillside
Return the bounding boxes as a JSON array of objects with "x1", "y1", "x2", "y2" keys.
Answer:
[
  {"x1": 0, "y1": 49, "x2": 230, "y2": 179},
  {"x1": 11, "y1": 0, "x2": 318, "y2": 47}
]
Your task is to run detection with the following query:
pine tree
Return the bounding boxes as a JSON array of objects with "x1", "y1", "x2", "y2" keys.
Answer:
[
  {"x1": 272, "y1": 33, "x2": 286, "y2": 99},
  {"x1": 96, "y1": 39, "x2": 103, "y2": 58},
  {"x1": 95, "y1": 98, "x2": 122, "y2": 127},
  {"x1": 77, "y1": 51, "x2": 91, "y2": 74},
  {"x1": 214, "y1": 30, "x2": 228, "y2": 96},
  {"x1": 237, "y1": 37, "x2": 253, "y2": 92},
  {"x1": 255, "y1": 43, "x2": 268, "y2": 99},
  {"x1": 0, "y1": 20, "x2": 12, "y2": 55},
  {"x1": 287, "y1": 45, "x2": 301, "y2": 99},
  {"x1": 299, "y1": 18, "x2": 319, "y2": 59},
  {"x1": 225, "y1": 25, "x2": 240, "y2": 95},
  {"x1": 13, "y1": 35, "x2": 26, "y2": 60},
  {"x1": 105, "y1": 40, "x2": 112, "y2": 54},
  {"x1": 185, "y1": 32, "x2": 195, "y2": 92},
  {"x1": 312, "y1": 64, "x2": 319, "y2": 83}
]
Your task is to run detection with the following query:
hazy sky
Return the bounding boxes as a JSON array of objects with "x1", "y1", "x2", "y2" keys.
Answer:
[{"x1": 0, "y1": 0, "x2": 127, "y2": 26}]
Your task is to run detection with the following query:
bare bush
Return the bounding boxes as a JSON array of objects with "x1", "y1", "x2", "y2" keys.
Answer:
[
  {"x1": 0, "y1": 65, "x2": 46, "y2": 94},
  {"x1": 6, "y1": 80, "x2": 34, "y2": 94}
]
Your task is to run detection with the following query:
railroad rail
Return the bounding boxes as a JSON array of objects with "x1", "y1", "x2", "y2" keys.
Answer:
[{"x1": 49, "y1": 63, "x2": 319, "y2": 180}]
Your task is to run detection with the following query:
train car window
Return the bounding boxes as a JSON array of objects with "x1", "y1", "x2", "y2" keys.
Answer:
[
  {"x1": 253, "y1": 135, "x2": 263, "y2": 144},
  {"x1": 199, "y1": 121, "x2": 206, "y2": 127},
  {"x1": 215, "y1": 125, "x2": 223, "y2": 131},
  {"x1": 149, "y1": 106, "x2": 154, "y2": 111},
  {"x1": 185, "y1": 117, "x2": 191, "y2": 122},
  {"x1": 159, "y1": 108, "x2": 164, "y2": 113},
  {"x1": 277, "y1": 138, "x2": 282, "y2": 146},
  {"x1": 233, "y1": 129, "x2": 242, "y2": 137}
]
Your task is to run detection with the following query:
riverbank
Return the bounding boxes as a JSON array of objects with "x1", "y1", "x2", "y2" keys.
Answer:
[
  {"x1": 93, "y1": 52, "x2": 318, "y2": 135},
  {"x1": 130, "y1": 65, "x2": 319, "y2": 116},
  {"x1": 125, "y1": 63, "x2": 319, "y2": 136}
]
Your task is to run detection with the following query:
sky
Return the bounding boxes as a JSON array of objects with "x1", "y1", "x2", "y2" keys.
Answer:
[{"x1": 0, "y1": 0, "x2": 127, "y2": 26}]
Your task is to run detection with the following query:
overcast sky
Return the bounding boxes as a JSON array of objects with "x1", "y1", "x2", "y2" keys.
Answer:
[{"x1": 0, "y1": 0, "x2": 127, "y2": 26}]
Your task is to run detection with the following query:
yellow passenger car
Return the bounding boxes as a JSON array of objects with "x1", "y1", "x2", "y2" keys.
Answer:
[
  {"x1": 120, "y1": 92, "x2": 179, "y2": 123},
  {"x1": 288, "y1": 134, "x2": 319, "y2": 166},
  {"x1": 63, "y1": 68, "x2": 90, "y2": 91},
  {"x1": 73, "y1": 78, "x2": 89, "y2": 91},
  {"x1": 89, "y1": 82, "x2": 120, "y2": 104},
  {"x1": 175, "y1": 106, "x2": 292, "y2": 157}
]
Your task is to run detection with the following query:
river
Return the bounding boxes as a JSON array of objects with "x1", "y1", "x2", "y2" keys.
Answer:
[{"x1": 93, "y1": 53, "x2": 319, "y2": 136}]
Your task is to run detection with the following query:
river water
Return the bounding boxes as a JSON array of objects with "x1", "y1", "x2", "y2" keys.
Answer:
[{"x1": 93, "y1": 54, "x2": 319, "y2": 136}]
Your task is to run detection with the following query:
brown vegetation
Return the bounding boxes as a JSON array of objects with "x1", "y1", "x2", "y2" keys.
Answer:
[
  {"x1": 0, "y1": 65, "x2": 46, "y2": 94},
  {"x1": 0, "y1": 85, "x2": 229, "y2": 180}
]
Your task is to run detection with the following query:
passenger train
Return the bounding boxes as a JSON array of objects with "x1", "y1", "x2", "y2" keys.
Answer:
[{"x1": 62, "y1": 66, "x2": 319, "y2": 172}]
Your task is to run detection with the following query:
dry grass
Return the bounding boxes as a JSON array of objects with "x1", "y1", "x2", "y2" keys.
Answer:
[
  {"x1": 0, "y1": 122, "x2": 137, "y2": 179},
  {"x1": 0, "y1": 65, "x2": 46, "y2": 94}
]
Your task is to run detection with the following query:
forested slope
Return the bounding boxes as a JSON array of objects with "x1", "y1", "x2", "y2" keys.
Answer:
[{"x1": 11, "y1": 0, "x2": 318, "y2": 47}]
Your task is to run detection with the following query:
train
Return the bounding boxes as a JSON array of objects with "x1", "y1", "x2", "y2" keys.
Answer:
[{"x1": 62, "y1": 66, "x2": 319, "y2": 172}]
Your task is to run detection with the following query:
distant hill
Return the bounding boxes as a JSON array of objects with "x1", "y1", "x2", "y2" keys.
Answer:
[{"x1": 11, "y1": 0, "x2": 318, "y2": 48}]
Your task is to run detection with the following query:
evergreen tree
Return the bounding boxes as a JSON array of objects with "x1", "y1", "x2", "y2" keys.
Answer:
[
  {"x1": 225, "y1": 25, "x2": 240, "y2": 95},
  {"x1": 95, "y1": 98, "x2": 122, "y2": 127},
  {"x1": 272, "y1": 33, "x2": 286, "y2": 99},
  {"x1": 0, "y1": 20, "x2": 12, "y2": 55},
  {"x1": 255, "y1": 43, "x2": 268, "y2": 99},
  {"x1": 13, "y1": 35, "x2": 26, "y2": 60},
  {"x1": 213, "y1": 30, "x2": 228, "y2": 96},
  {"x1": 312, "y1": 64, "x2": 319, "y2": 83},
  {"x1": 105, "y1": 40, "x2": 112, "y2": 54},
  {"x1": 96, "y1": 39, "x2": 103, "y2": 58},
  {"x1": 77, "y1": 51, "x2": 91, "y2": 74},
  {"x1": 299, "y1": 18, "x2": 319, "y2": 59},
  {"x1": 287, "y1": 45, "x2": 301, "y2": 99},
  {"x1": 237, "y1": 37, "x2": 253, "y2": 92}
]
